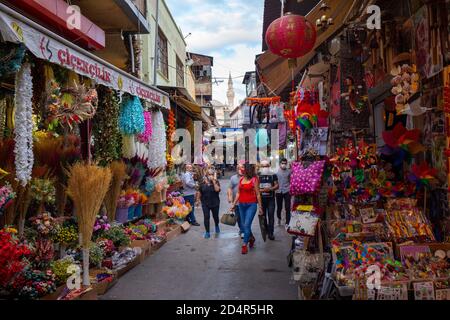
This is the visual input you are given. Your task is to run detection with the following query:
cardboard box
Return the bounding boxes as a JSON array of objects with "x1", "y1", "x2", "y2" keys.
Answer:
[
  {"x1": 181, "y1": 222, "x2": 191, "y2": 233},
  {"x1": 90, "y1": 269, "x2": 118, "y2": 296},
  {"x1": 130, "y1": 240, "x2": 151, "y2": 262},
  {"x1": 116, "y1": 256, "x2": 140, "y2": 278},
  {"x1": 165, "y1": 225, "x2": 182, "y2": 241}
]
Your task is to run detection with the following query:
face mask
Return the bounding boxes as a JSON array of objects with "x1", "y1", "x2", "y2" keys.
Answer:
[{"x1": 260, "y1": 167, "x2": 270, "y2": 175}]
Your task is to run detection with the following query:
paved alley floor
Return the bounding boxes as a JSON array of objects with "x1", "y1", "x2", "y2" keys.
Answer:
[{"x1": 103, "y1": 179, "x2": 297, "y2": 300}]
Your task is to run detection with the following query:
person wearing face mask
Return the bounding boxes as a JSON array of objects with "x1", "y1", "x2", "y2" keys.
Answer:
[
  {"x1": 196, "y1": 166, "x2": 221, "y2": 239},
  {"x1": 181, "y1": 164, "x2": 200, "y2": 226},
  {"x1": 258, "y1": 160, "x2": 279, "y2": 240},
  {"x1": 227, "y1": 163, "x2": 245, "y2": 237},
  {"x1": 276, "y1": 158, "x2": 291, "y2": 227}
]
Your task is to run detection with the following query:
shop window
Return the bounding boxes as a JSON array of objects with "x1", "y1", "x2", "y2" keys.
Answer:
[
  {"x1": 157, "y1": 29, "x2": 168, "y2": 79},
  {"x1": 176, "y1": 55, "x2": 184, "y2": 87}
]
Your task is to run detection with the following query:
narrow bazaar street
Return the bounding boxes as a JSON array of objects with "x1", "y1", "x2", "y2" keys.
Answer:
[{"x1": 103, "y1": 178, "x2": 297, "y2": 300}]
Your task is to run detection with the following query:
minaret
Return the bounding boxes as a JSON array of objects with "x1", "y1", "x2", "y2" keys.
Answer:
[{"x1": 226, "y1": 72, "x2": 235, "y2": 108}]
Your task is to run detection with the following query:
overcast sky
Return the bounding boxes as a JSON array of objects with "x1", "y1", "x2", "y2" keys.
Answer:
[{"x1": 165, "y1": 0, "x2": 264, "y2": 107}]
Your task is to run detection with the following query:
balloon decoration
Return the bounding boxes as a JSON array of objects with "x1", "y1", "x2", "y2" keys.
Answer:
[
  {"x1": 381, "y1": 123, "x2": 425, "y2": 166},
  {"x1": 265, "y1": 13, "x2": 316, "y2": 67}
]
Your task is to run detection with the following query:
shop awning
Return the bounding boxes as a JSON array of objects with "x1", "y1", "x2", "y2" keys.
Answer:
[
  {"x1": 300, "y1": 61, "x2": 330, "y2": 89},
  {"x1": 173, "y1": 96, "x2": 202, "y2": 120},
  {"x1": 0, "y1": 3, "x2": 170, "y2": 109},
  {"x1": 256, "y1": 0, "x2": 358, "y2": 95}
]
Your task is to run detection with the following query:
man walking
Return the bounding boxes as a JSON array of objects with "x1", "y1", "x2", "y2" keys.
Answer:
[
  {"x1": 258, "y1": 160, "x2": 279, "y2": 240},
  {"x1": 181, "y1": 164, "x2": 200, "y2": 226},
  {"x1": 276, "y1": 158, "x2": 291, "y2": 227},
  {"x1": 228, "y1": 163, "x2": 244, "y2": 237}
]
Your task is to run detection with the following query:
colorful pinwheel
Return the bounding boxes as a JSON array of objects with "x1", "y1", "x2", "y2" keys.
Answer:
[
  {"x1": 408, "y1": 162, "x2": 438, "y2": 189},
  {"x1": 381, "y1": 123, "x2": 425, "y2": 165}
]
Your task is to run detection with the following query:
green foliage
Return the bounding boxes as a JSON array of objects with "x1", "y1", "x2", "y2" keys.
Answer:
[{"x1": 93, "y1": 87, "x2": 122, "y2": 166}]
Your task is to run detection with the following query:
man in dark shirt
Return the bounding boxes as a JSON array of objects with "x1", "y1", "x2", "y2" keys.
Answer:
[{"x1": 258, "y1": 160, "x2": 279, "y2": 240}]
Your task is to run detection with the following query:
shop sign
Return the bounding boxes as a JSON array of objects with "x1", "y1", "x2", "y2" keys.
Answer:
[{"x1": 0, "y1": 10, "x2": 170, "y2": 109}]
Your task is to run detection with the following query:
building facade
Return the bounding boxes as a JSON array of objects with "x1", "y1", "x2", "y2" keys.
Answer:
[{"x1": 188, "y1": 52, "x2": 214, "y2": 106}]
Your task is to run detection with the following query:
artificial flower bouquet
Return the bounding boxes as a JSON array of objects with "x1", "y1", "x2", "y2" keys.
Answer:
[
  {"x1": 0, "y1": 182, "x2": 15, "y2": 214},
  {"x1": 30, "y1": 178, "x2": 56, "y2": 205},
  {"x1": 162, "y1": 194, "x2": 192, "y2": 222},
  {"x1": 0, "y1": 227, "x2": 31, "y2": 290},
  {"x1": 29, "y1": 212, "x2": 58, "y2": 237}
]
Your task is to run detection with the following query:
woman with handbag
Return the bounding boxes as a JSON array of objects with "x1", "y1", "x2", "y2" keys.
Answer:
[
  {"x1": 196, "y1": 166, "x2": 221, "y2": 239},
  {"x1": 231, "y1": 164, "x2": 263, "y2": 255}
]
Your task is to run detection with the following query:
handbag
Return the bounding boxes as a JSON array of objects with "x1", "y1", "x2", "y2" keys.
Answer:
[
  {"x1": 290, "y1": 160, "x2": 325, "y2": 195},
  {"x1": 287, "y1": 210, "x2": 320, "y2": 237},
  {"x1": 221, "y1": 210, "x2": 237, "y2": 226}
]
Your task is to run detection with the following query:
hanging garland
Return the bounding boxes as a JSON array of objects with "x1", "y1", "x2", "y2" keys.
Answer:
[
  {"x1": 137, "y1": 111, "x2": 152, "y2": 143},
  {"x1": 166, "y1": 109, "x2": 176, "y2": 169},
  {"x1": 122, "y1": 135, "x2": 136, "y2": 159},
  {"x1": 14, "y1": 62, "x2": 34, "y2": 187},
  {"x1": 147, "y1": 110, "x2": 167, "y2": 169},
  {"x1": 93, "y1": 87, "x2": 122, "y2": 166},
  {"x1": 0, "y1": 98, "x2": 6, "y2": 139},
  {"x1": 118, "y1": 95, "x2": 145, "y2": 135}
]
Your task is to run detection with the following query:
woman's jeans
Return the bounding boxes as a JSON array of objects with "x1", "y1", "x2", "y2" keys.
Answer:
[
  {"x1": 184, "y1": 195, "x2": 197, "y2": 223},
  {"x1": 238, "y1": 203, "x2": 257, "y2": 244},
  {"x1": 202, "y1": 204, "x2": 220, "y2": 233},
  {"x1": 235, "y1": 205, "x2": 244, "y2": 234}
]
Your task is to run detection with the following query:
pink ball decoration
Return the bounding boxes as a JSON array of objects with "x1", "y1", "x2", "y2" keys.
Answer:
[{"x1": 137, "y1": 111, "x2": 152, "y2": 143}]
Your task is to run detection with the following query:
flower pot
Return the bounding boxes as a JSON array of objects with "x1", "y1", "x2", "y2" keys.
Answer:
[
  {"x1": 115, "y1": 207, "x2": 129, "y2": 224},
  {"x1": 127, "y1": 206, "x2": 136, "y2": 221},
  {"x1": 134, "y1": 204, "x2": 143, "y2": 219}
]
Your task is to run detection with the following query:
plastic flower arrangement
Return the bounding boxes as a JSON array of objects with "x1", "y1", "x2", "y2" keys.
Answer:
[
  {"x1": 0, "y1": 182, "x2": 15, "y2": 214},
  {"x1": 93, "y1": 215, "x2": 111, "y2": 233},
  {"x1": 50, "y1": 256, "x2": 76, "y2": 285},
  {"x1": 0, "y1": 228, "x2": 31, "y2": 289},
  {"x1": 51, "y1": 224, "x2": 78, "y2": 246},
  {"x1": 125, "y1": 224, "x2": 149, "y2": 241},
  {"x1": 32, "y1": 238, "x2": 55, "y2": 269},
  {"x1": 162, "y1": 196, "x2": 191, "y2": 222},
  {"x1": 11, "y1": 268, "x2": 57, "y2": 300},
  {"x1": 30, "y1": 178, "x2": 56, "y2": 205},
  {"x1": 89, "y1": 242, "x2": 105, "y2": 268},
  {"x1": 101, "y1": 225, "x2": 131, "y2": 247},
  {"x1": 29, "y1": 212, "x2": 57, "y2": 237},
  {"x1": 96, "y1": 238, "x2": 115, "y2": 257}
]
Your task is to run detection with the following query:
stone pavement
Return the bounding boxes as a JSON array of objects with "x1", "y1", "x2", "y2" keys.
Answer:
[{"x1": 103, "y1": 179, "x2": 297, "y2": 300}]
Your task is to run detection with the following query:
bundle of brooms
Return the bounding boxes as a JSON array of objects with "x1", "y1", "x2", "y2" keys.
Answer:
[
  {"x1": 104, "y1": 161, "x2": 128, "y2": 222},
  {"x1": 66, "y1": 163, "x2": 111, "y2": 286}
]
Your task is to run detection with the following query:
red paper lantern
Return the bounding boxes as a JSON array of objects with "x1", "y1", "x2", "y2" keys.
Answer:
[{"x1": 265, "y1": 13, "x2": 317, "y2": 60}]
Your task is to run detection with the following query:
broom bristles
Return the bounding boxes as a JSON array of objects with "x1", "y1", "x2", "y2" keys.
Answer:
[
  {"x1": 104, "y1": 161, "x2": 127, "y2": 222},
  {"x1": 66, "y1": 163, "x2": 112, "y2": 248}
]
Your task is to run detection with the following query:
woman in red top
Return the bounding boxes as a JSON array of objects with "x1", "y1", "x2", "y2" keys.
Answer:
[{"x1": 231, "y1": 164, "x2": 263, "y2": 254}]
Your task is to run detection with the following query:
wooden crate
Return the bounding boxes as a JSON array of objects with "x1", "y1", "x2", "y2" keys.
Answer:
[{"x1": 116, "y1": 256, "x2": 141, "y2": 278}]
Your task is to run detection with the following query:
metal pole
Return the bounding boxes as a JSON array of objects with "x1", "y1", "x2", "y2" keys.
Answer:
[
  {"x1": 129, "y1": 34, "x2": 135, "y2": 75},
  {"x1": 153, "y1": 0, "x2": 160, "y2": 86}
]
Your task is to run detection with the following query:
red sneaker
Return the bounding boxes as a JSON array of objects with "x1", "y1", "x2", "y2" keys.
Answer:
[
  {"x1": 249, "y1": 236, "x2": 255, "y2": 249},
  {"x1": 241, "y1": 245, "x2": 248, "y2": 255}
]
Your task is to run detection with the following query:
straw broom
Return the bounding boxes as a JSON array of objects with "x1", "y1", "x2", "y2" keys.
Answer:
[
  {"x1": 104, "y1": 161, "x2": 127, "y2": 222},
  {"x1": 66, "y1": 163, "x2": 111, "y2": 286}
]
